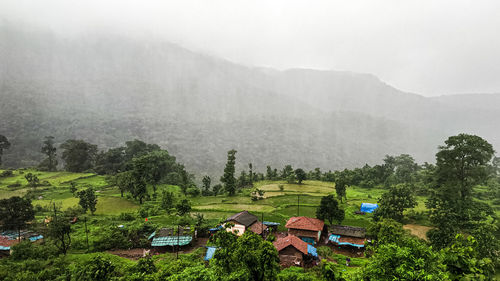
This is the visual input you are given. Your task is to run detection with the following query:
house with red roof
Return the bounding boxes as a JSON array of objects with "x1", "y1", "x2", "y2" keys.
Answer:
[
  {"x1": 285, "y1": 216, "x2": 326, "y2": 245},
  {"x1": 273, "y1": 235, "x2": 318, "y2": 266}
]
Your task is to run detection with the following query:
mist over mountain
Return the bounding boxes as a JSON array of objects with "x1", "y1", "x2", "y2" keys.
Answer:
[{"x1": 1, "y1": 23, "x2": 499, "y2": 177}]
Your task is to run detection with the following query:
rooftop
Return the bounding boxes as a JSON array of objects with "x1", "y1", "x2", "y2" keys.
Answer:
[
  {"x1": 273, "y1": 235, "x2": 308, "y2": 255},
  {"x1": 330, "y1": 225, "x2": 366, "y2": 238},
  {"x1": 285, "y1": 216, "x2": 324, "y2": 231},
  {"x1": 225, "y1": 211, "x2": 258, "y2": 227}
]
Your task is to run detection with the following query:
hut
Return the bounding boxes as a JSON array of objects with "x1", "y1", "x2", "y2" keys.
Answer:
[
  {"x1": 224, "y1": 211, "x2": 267, "y2": 236},
  {"x1": 273, "y1": 235, "x2": 318, "y2": 267},
  {"x1": 328, "y1": 225, "x2": 366, "y2": 249},
  {"x1": 149, "y1": 227, "x2": 193, "y2": 249},
  {"x1": 285, "y1": 216, "x2": 326, "y2": 245}
]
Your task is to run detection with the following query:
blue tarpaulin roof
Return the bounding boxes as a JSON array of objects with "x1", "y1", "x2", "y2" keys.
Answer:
[
  {"x1": 209, "y1": 225, "x2": 224, "y2": 232},
  {"x1": 148, "y1": 231, "x2": 156, "y2": 240},
  {"x1": 263, "y1": 221, "x2": 280, "y2": 226},
  {"x1": 301, "y1": 237, "x2": 315, "y2": 245},
  {"x1": 360, "y1": 203, "x2": 379, "y2": 213},
  {"x1": 307, "y1": 244, "x2": 318, "y2": 257},
  {"x1": 151, "y1": 236, "x2": 192, "y2": 247},
  {"x1": 204, "y1": 247, "x2": 217, "y2": 261},
  {"x1": 329, "y1": 234, "x2": 364, "y2": 248},
  {"x1": 29, "y1": 235, "x2": 43, "y2": 242},
  {"x1": 0, "y1": 246, "x2": 10, "y2": 251}
]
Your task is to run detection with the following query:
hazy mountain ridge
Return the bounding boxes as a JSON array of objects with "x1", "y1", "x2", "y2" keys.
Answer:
[{"x1": 1, "y1": 23, "x2": 498, "y2": 177}]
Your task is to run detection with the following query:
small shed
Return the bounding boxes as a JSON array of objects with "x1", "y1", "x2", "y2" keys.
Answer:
[
  {"x1": 149, "y1": 227, "x2": 193, "y2": 248},
  {"x1": 329, "y1": 225, "x2": 366, "y2": 249},
  {"x1": 273, "y1": 235, "x2": 318, "y2": 267},
  {"x1": 360, "y1": 203, "x2": 379, "y2": 213}
]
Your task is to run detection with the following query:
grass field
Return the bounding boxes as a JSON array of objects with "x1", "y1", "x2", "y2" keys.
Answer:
[{"x1": 1, "y1": 169, "x2": 434, "y2": 235}]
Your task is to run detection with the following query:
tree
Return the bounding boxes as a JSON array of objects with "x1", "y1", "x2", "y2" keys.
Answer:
[
  {"x1": 161, "y1": 190, "x2": 175, "y2": 213},
  {"x1": 248, "y1": 163, "x2": 254, "y2": 186},
  {"x1": 77, "y1": 188, "x2": 98, "y2": 215},
  {"x1": 212, "y1": 184, "x2": 222, "y2": 197},
  {"x1": 373, "y1": 184, "x2": 417, "y2": 222},
  {"x1": 221, "y1": 149, "x2": 237, "y2": 196},
  {"x1": 281, "y1": 165, "x2": 294, "y2": 180},
  {"x1": 132, "y1": 150, "x2": 175, "y2": 195},
  {"x1": 60, "y1": 139, "x2": 98, "y2": 172},
  {"x1": 0, "y1": 197, "x2": 35, "y2": 240},
  {"x1": 427, "y1": 134, "x2": 495, "y2": 247},
  {"x1": 24, "y1": 172, "x2": 40, "y2": 187},
  {"x1": 94, "y1": 147, "x2": 125, "y2": 175},
  {"x1": 0, "y1": 134, "x2": 10, "y2": 167},
  {"x1": 74, "y1": 254, "x2": 116, "y2": 280},
  {"x1": 334, "y1": 174, "x2": 347, "y2": 203},
  {"x1": 294, "y1": 168, "x2": 307, "y2": 184},
  {"x1": 114, "y1": 171, "x2": 134, "y2": 197},
  {"x1": 123, "y1": 139, "x2": 161, "y2": 162},
  {"x1": 40, "y1": 136, "x2": 58, "y2": 171},
  {"x1": 316, "y1": 195, "x2": 344, "y2": 225},
  {"x1": 176, "y1": 199, "x2": 191, "y2": 216},
  {"x1": 202, "y1": 175, "x2": 212, "y2": 196},
  {"x1": 48, "y1": 218, "x2": 72, "y2": 255}
]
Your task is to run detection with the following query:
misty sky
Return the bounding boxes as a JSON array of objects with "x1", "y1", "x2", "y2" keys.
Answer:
[{"x1": 2, "y1": 0, "x2": 500, "y2": 96}]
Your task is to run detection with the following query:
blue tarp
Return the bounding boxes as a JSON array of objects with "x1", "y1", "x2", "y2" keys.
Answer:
[
  {"x1": 300, "y1": 237, "x2": 315, "y2": 245},
  {"x1": 360, "y1": 203, "x2": 379, "y2": 213},
  {"x1": 209, "y1": 225, "x2": 224, "y2": 232},
  {"x1": 204, "y1": 247, "x2": 217, "y2": 261},
  {"x1": 263, "y1": 221, "x2": 280, "y2": 226},
  {"x1": 29, "y1": 235, "x2": 43, "y2": 242},
  {"x1": 148, "y1": 231, "x2": 156, "y2": 240},
  {"x1": 329, "y1": 234, "x2": 364, "y2": 248},
  {"x1": 307, "y1": 244, "x2": 318, "y2": 257},
  {"x1": 0, "y1": 246, "x2": 10, "y2": 251}
]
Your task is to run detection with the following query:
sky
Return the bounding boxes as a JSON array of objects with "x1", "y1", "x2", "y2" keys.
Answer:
[{"x1": 1, "y1": 0, "x2": 500, "y2": 96}]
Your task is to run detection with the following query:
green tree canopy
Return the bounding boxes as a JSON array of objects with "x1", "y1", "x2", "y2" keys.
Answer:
[
  {"x1": 373, "y1": 184, "x2": 417, "y2": 222},
  {"x1": 221, "y1": 150, "x2": 237, "y2": 196},
  {"x1": 60, "y1": 139, "x2": 98, "y2": 172},
  {"x1": 316, "y1": 195, "x2": 344, "y2": 225}
]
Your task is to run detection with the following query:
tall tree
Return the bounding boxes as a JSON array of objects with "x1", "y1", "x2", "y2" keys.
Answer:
[
  {"x1": 123, "y1": 139, "x2": 161, "y2": 162},
  {"x1": 0, "y1": 197, "x2": 35, "y2": 240},
  {"x1": 316, "y1": 195, "x2": 345, "y2": 225},
  {"x1": 202, "y1": 175, "x2": 211, "y2": 196},
  {"x1": 40, "y1": 136, "x2": 58, "y2": 171},
  {"x1": 248, "y1": 163, "x2": 253, "y2": 186},
  {"x1": 77, "y1": 188, "x2": 98, "y2": 215},
  {"x1": 427, "y1": 134, "x2": 495, "y2": 247},
  {"x1": 294, "y1": 168, "x2": 307, "y2": 184},
  {"x1": 60, "y1": 139, "x2": 98, "y2": 172},
  {"x1": 48, "y1": 218, "x2": 72, "y2": 255},
  {"x1": 212, "y1": 184, "x2": 222, "y2": 197},
  {"x1": 221, "y1": 149, "x2": 237, "y2": 196},
  {"x1": 132, "y1": 150, "x2": 175, "y2": 195},
  {"x1": 114, "y1": 171, "x2": 134, "y2": 197},
  {"x1": 176, "y1": 199, "x2": 192, "y2": 216},
  {"x1": 373, "y1": 184, "x2": 417, "y2": 222},
  {"x1": 160, "y1": 190, "x2": 175, "y2": 213},
  {"x1": 334, "y1": 174, "x2": 347, "y2": 203},
  {"x1": 0, "y1": 135, "x2": 10, "y2": 167}
]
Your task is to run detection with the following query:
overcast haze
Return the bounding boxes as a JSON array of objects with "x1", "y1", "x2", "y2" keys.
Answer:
[{"x1": 2, "y1": 0, "x2": 500, "y2": 96}]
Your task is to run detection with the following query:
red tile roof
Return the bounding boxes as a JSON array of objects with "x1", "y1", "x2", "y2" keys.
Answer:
[
  {"x1": 0, "y1": 236, "x2": 18, "y2": 248},
  {"x1": 285, "y1": 216, "x2": 324, "y2": 231},
  {"x1": 273, "y1": 235, "x2": 308, "y2": 255}
]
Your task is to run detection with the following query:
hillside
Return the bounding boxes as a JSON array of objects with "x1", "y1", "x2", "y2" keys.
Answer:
[{"x1": 1, "y1": 23, "x2": 499, "y2": 177}]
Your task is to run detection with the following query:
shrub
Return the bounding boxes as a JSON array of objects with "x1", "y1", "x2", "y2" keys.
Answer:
[
  {"x1": 0, "y1": 170, "x2": 13, "y2": 177},
  {"x1": 10, "y1": 241, "x2": 59, "y2": 260},
  {"x1": 118, "y1": 212, "x2": 136, "y2": 221}
]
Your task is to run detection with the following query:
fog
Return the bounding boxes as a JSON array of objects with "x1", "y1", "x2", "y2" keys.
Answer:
[
  {"x1": 1, "y1": 1, "x2": 499, "y2": 177},
  {"x1": 2, "y1": 0, "x2": 500, "y2": 96}
]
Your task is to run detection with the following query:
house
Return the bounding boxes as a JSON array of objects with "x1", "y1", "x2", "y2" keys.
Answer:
[
  {"x1": 149, "y1": 227, "x2": 193, "y2": 248},
  {"x1": 0, "y1": 231, "x2": 44, "y2": 257},
  {"x1": 285, "y1": 216, "x2": 326, "y2": 244},
  {"x1": 224, "y1": 211, "x2": 267, "y2": 236},
  {"x1": 273, "y1": 235, "x2": 318, "y2": 266},
  {"x1": 328, "y1": 225, "x2": 366, "y2": 249}
]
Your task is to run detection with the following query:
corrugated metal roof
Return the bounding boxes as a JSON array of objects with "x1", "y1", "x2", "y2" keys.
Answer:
[
  {"x1": 225, "y1": 211, "x2": 258, "y2": 227},
  {"x1": 151, "y1": 235, "x2": 192, "y2": 246},
  {"x1": 263, "y1": 221, "x2": 280, "y2": 226}
]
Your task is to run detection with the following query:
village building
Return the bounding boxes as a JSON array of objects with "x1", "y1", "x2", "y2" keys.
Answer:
[
  {"x1": 328, "y1": 225, "x2": 366, "y2": 249},
  {"x1": 285, "y1": 216, "x2": 326, "y2": 245},
  {"x1": 224, "y1": 211, "x2": 267, "y2": 236},
  {"x1": 0, "y1": 231, "x2": 44, "y2": 257},
  {"x1": 149, "y1": 227, "x2": 193, "y2": 249},
  {"x1": 273, "y1": 235, "x2": 318, "y2": 267}
]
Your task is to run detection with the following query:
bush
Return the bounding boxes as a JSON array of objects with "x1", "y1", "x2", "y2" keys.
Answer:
[
  {"x1": 118, "y1": 212, "x2": 136, "y2": 221},
  {"x1": 10, "y1": 241, "x2": 59, "y2": 260},
  {"x1": 7, "y1": 181, "x2": 22, "y2": 188},
  {"x1": 92, "y1": 226, "x2": 131, "y2": 251},
  {"x1": 0, "y1": 170, "x2": 13, "y2": 177}
]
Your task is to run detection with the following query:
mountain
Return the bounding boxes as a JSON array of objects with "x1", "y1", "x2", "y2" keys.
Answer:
[{"x1": 1, "y1": 23, "x2": 499, "y2": 177}]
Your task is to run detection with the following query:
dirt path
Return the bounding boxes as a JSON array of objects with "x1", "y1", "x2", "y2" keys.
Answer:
[{"x1": 403, "y1": 224, "x2": 432, "y2": 240}]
